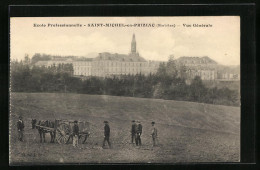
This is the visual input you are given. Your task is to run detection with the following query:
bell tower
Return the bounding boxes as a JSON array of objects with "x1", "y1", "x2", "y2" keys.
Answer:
[{"x1": 131, "y1": 34, "x2": 136, "y2": 53}]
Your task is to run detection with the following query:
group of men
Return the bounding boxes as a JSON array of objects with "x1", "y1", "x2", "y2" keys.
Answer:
[
  {"x1": 17, "y1": 116, "x2": 158, "y2": 148},
  {"x1": 131, "y1": 120, "x2": 142, "y2": 146},
  {"x1": 71, "y1": 120, "x2": 112, "y2": 148},
  {"x1": 131, "y1": 120, "x2": 158, "y2": 147}
]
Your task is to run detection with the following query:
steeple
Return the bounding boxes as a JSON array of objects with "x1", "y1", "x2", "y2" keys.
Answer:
[{"x1": 131, "y1": 34, "x2": 136, "y2": 53}]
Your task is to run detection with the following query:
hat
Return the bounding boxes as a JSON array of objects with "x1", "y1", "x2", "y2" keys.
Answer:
[
  {"x1": 74, "y1": 120, "x2": 78, "y2": 123},
  {"x1": 151, "y1": 121, "x2": 155, "y2": 124},
  {"x1": 132, "y1": 120, "x2": 135, "y2": 122},
  {"x1": 104, "y1": 121, "x2": 108, "y2": 123}
]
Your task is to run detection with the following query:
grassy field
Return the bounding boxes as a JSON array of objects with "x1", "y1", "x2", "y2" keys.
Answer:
[{"x1": 9, "y1": 93, "x2": 240, "y2": 164}]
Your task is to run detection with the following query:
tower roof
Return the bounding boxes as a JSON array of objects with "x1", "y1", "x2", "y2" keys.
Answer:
[
  {"x1": 131, "y1": 33, "x2": 137, "y2": 53},
  {"x1": 132, "y1": 34, "x2": 136, "y2": 41}
]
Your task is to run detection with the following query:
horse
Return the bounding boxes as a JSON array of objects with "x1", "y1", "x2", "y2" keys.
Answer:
[{"x1": 32, "y1": 119, "x2": 56, "y2": 143}]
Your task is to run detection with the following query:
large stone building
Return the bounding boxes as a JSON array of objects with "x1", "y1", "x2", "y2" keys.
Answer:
[
  {"x1": 35, "y1": 34, "x2": 239, "y2": 81},
  {"x1": 175, "y1": 56, "x2": 217, "y2": 80},
  {"x1": 36, "y1": 34, "x2": 162, "y2": 77},
  {"x1": 176, "y1": 56, "x2": 218, "y2": 67},
  {"x1": 175, "y1": 56, "x2": 240, "y2": 81}
]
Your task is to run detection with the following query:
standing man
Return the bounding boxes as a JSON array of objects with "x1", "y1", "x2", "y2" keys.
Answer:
[
  {"x1": 72, "y1": 120, "x2": 79, "y2": 148},
  {"x1": 17, "y1": 116, "x2": 25, "y2": 142},
  {"x1": 136, "y1": 121, "x2": 142, "y2": 146},
  {"x1": 131, "y1": 120, "x2": 137, "y2": 144},
  {"x1": 151, "y1": 121, "x2": 158, "y2": 147},
  {"x1": 103, "y1": 121, "x2": 111, "y2": 149}
]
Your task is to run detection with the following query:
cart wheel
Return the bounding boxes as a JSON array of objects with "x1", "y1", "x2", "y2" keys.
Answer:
[{"x1": 56, "y1": 123, "x2": 71, "y2": 144}]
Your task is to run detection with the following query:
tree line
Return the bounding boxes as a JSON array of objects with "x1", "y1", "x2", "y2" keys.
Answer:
[{"x1": 10, "y1": 57, "x2": 240, "y2": 106}]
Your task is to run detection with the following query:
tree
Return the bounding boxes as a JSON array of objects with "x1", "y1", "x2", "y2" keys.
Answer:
[
  {"x1": 156, "y1": 63, "x2": 167, "y2": 78},
  {"x1": 166, "y1": 55, "x2": 178, "y2": 79},
  {"x1": 179, "y1": 64, "x2": 187, "y2": 79},
  {"x1": 24, "y1": 54, "x2": 30, "y2": 65},
  {"x1": 189, "y1": 76, "x2": 207, "y2": 102},
  {"x1": 31, "y1": 53, "x2": 52, "y2": 64}
]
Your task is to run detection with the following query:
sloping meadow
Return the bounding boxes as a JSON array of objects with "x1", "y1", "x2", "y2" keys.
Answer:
[{"x1": 9, "y1": 93, "x2": 240, "y2": 163}]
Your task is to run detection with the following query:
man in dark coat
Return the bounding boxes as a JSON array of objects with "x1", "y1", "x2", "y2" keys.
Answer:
[
  {"x1": 131, "y1": 120, "x2": 137, "y2": 144},
  {"x1": 17, "y1": 116, "x2": 25, "y2": 141},
  {"x1": 103, "y1": 121, "x2": 111, "y2": 148},
  {"x1": 31, "y1": 119, "x2": 36, "y2": 129},
  {"x1": 136, "y1": 121, "x2": 142, "y2": 146},
  {"x1": 72, "y1": 120, "x2": 79, "y2": 147},
  {"x1": 151, "y1": 121, "x2": 158, "y2": 147}
]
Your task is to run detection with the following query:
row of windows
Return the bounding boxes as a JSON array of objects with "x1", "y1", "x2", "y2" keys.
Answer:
[
  {"x1": 74, "y1": 65, "x2": 154, "y2": 69},
  {"x1": 94, "y1": 70, "x2": 144, "y2": 74},
  {"x1": 92, "y1": 71, "x2": 153, "y2": 76},
  {"x1": 73, "y1": 62, "x2": 92, "y2": 66},
  {"x1": 47, "y1": 62, "x2": 71, "y2": 65},
  {"x1": 74, "y1": 67, "x2": 91, "y2": 71},
  {"x1": 97, "y1": 68, "x2": 143, "y2": 71},
  {"x1": 74, "y1": 62, "x2": 160, "y2": 67},
  {"x1": 74, "y1": 72, "x2": 92, "y2": 75},
  {"x1": 75, "y1": 67, "x2": 158, "y2": 73},
  {"x1": 93, "y1": 62, "x2": 147, "y2": 67}
]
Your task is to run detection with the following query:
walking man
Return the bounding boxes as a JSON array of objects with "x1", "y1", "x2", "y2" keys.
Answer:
[
  {"x1": 151, "y1": 121, "x2": 158, "y2": 147},
  {"x1": 17, "y1": 116, "x2": 25, "y2": 142},
  {"x1": 136, "y1": 121, "x2": 142, "y2": 146},
  {"x1": 103, "y1": 121, "x2": 111, "y2": 149},
  {"x1": 131, "y1": 120, "x2": 137, "y2": 144},
  {"x1": 72, "y1": 120, "x2": 79, "y2": 147}
]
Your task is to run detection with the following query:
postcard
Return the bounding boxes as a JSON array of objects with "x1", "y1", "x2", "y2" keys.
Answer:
[{"x1": 9, "y1": 16, "x2": 240, "y2": 164}]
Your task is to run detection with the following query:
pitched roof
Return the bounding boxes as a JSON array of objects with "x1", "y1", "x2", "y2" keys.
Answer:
[
  {"x1": 74, "y1": 58, "x2": 93, "y2": 61},
  {"x1": 94, "y1": 52, "x2": 146, "y2": 62},
  {"x1": 176, "y1": 56, "x2": 217, "y2": 65}
]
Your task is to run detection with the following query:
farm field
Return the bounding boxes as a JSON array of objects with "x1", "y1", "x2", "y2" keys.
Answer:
[{"x1": 9, "y1": 93, "x2": 240, "y2": 164}]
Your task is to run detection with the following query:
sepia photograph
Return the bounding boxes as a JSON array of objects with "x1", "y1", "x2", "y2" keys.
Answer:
[{"x1": 9, "y1": 16, "x2": 240, "y2": 164}]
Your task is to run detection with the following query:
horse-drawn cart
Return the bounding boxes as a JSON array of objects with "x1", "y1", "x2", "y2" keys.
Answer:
[{"x1": 34, "y1": 119, "x2": 90, "y2": 144}]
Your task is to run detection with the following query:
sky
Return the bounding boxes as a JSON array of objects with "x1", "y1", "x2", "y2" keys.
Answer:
[{"x1": 10, "y1": 17, "x2": 240, "y2": 65}]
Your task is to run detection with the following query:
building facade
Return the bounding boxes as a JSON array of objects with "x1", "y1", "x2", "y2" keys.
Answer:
[
  {"x1": 175, "y1": 56, "x2": 240, "y2": 81},
  {"x1": 185, "y1": 68, "x2": 216, "y2": 80},
  {"x1": 35, "y1": 34, "x2": 239, "y2": 81},
  {"x1": 35, "y1": 34, "x2": 162, "y2": 77},
  {"x1": 176, "y1": 56, "x2": 218, "y2": 80}
]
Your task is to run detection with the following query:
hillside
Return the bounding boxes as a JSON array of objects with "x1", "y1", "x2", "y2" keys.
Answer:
[{"x1": 9, "y1": 93, "x2": 240, "y2": 164}]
